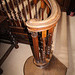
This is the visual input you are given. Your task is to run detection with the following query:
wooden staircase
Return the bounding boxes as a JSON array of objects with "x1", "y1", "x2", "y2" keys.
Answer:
[
  {"x1": 0, "y1": 0, "x2": 68, "y2": 75},
  {"x1": 0, "y1": 0, "x2": 48, "y2": 44}
]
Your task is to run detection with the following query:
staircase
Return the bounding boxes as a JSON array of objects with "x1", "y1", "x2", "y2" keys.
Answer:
[
  {"x1": 0, "y1": 0, "x2": 68, "y2": 75},
  {"x1": 0, "y1": 0, "x2": 48, "y2": 44}
]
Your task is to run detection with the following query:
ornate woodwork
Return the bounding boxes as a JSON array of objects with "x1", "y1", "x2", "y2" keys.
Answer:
[
  {"x1": 0, "y1": 0, "x2": 61, "y2": 74},
  {"x1": 25, "y1": 0, "x2": 61, "y2": 68}
]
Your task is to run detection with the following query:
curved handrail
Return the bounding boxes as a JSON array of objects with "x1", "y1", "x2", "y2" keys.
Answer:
[{"x1": 26, "y1": 0, "x2": 61, "y2": 32}]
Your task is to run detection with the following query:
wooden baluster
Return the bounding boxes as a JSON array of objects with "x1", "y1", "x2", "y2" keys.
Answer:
[
  {"x1": 38, "y1": 7, "x2": 41, "y2": 19},
  {"x1": 41, "y1": 0, "x2": 45, "y2": 20},
  {"x1": 31, "y1": 32, "x2": 39, "y2": 63},
  {"x1": 31, "y1": 0, "x2": 34, "y2": 8},
  {"x1": 0, "y1": 1, "x2": 4, "y2": 15},
  {"x1": 46, "y1": 5, "x2": 53, "y2": 58},
  {"x1": 0, "y1": 0, "x2": 6, "y2": 16},
  {"x1": 0, "y1": 0, "x2": 6, "y2": 15},
  {"x1": 41, "y1": 0, "x2": 46, "y2": 62},
  {"x1": 14, "y1": 0, "x2": 25, "y2": 27},
  {"x1": 9, "y1": 0, "x2": 20, "y2": 27},
  {"x1": 33, "y1": 0, "x2": 37, "y2": 18},
  {"x1": 21, "y1": 0, "x2": 27, "y2": 21},
  {"x1": 27, "y1": 0, "x2": 32, "y2": 19},
  {"x1": 46, "y1": 27, "x2": 54, "y2": 58},
  {"x1": 47, "y1": 6, "x2": 51, "y2": 17},
  {"x1": 0, "y1": 0, "x2": 13, "y2": 26},
  {"x1": 4, "y1": 0, "x2": 16, "y2": 26},
  {"x1": 42, "y1": 31, "x2": 46, "y2": 62}
]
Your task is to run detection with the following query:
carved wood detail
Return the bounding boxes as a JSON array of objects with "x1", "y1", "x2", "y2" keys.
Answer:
[{"x1": 25, "y1": 0, "x2": 61, "y2": 67}]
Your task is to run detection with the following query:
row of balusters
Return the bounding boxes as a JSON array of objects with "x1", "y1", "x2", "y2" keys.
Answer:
[
  {"x1": 0, "y1": 0, "x2": 52, "y2": 63},
  {"x1": 0, "y1": 0, "x2": 50, "y2": 28}
]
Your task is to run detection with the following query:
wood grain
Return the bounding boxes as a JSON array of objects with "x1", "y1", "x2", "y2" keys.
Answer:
[
  {"x1": 24, "y1": 56, "x2": 67, "y2": 75},
  {"x1": 26, "y1": 0, "x2": 61, "y2": 32}
]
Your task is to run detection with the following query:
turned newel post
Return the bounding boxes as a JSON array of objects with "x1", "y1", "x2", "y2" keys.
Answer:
[
  {"x1": 33, "y1": 0, "x2": 37, "y2": 18},
  {"x1": 31, "y1": 32, "x2": 40, "y2": 63},
  {"x1": 25, "y1": 0, "x2": 61, "y2": 68},
  {"x1": 24, "y1": 0, "x2": 61, "y2": 74}
]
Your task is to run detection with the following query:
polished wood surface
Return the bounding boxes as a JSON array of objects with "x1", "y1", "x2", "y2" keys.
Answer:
[
  {"x1": 0, "y1": 0, "x2": 61, "y2": 72},
  {"x1": 26, "y1": 0, "x2": 61, "y2": 32},
  {"x1": 24, "y1": 56, "x2": 67, "y2": 75},
  {"x1": 25, "y1": 0, "x2": 61, "y2": 68},
  {"x1": 27, "y1": 0, "x2": 32, "y2": 19},
  {"x1": 46, "y1": 27, "x2": 54, "y2": 58},
  {"x1": 31, "y1": 32, "x2": 40, "y2": 62},
  {"x1": 0, "y1": 0, "x2": 61, "y2": 43},
  {"x1": 0, "y1": 16, "x2": 7, "y2": 23}
]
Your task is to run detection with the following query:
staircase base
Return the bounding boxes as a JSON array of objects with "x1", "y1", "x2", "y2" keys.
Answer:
[{"x1": 24, "y1": 55, "x2": 67, "y2": 75}]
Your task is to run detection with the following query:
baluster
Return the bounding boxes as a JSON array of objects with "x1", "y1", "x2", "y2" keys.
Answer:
[
  {"x1": 46, "y1": 4, "x2": 53, "y2": 58},
  {"x1": 14, "y1": 0, "x2": 25, "y2": 27},
  {"x1": 0, "y1": 7, "x2": 4, "y2": 15},
  {"x1": 47, "y1": 6, "x2": 51, "y2": 17},
  {"x1": 31, "y1": 0, "x2": 34, "y2": 8},
  {"x1": 0, "y1": 0, "x2": 7, "y2": 16},
  {"x1": 21, "y1": 0, "x2": 27, "y2": 21},
  {"x1": 46, "y1": 27, "x2": 54, "y2": 58},
  {"x1": 42, "y1": 31, "x2": 46, "y2": 62},
  {"x1": 31, "y1": 32, "x2": 40, "y2": 63},
  {"x1": 33, "y1": 0, "x2": 37, "y2": 18},
  {"x1": 41, "y1": 0, "x2": 46, "y2": 62},
  {"x1": 41, "y1": 0, "x2": 45, "y2": 20},
  {"x1": 9, "y1": 0, "x2": 20, "y2": 27},
  {"x1": 4, "y1": 0, "x2": 16, "y2": 26},
  {"x1": 0, "y1": 0, "x2": 13, "y2": 26},
  {"x1": 27, "y1": 0, "x2": 32, "y2": 19}
]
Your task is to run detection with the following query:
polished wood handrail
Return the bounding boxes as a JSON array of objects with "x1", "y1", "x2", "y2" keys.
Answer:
[{"x1": 26, "y1": 0, "x2": 61, "y2": 32}]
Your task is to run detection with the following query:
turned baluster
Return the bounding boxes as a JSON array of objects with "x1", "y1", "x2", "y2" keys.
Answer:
[
  {"x1": 0, "y1": 1, "x2": 4, "y2": 15},
  {"x1": 0, "y1": 0, "x2": 13, "y2": 26},
  {"x1": 41, "y1": 0, "x2": 46, "y2": 62},
  {"x1": 27, "y1": 0, "x2": 32, "y2": 19},
  {"x1": 47, "y1": 6, "x2": 51, "y2": 17},
  {"x1": 21, "y1": 0, "x2": 27, "y2": 21},
  {"x1": 14, "y1": 0, "x2": 25, "y2": 27},
  {"x1": 41, "y1": 0, "x2": 45, "y2": 20},
  {"x1": 42, "y1": 31, "x2": 47, "y2": 62},
  {"x1": 4, "y1": 0, "x2": 16, "y2": 26},
  {"x1": 46, "y1": 27, "x2": 54, "y2": 58},
  {"x1": 9, "y1": 0, "x2": 20, "y2": 27},
  {"x1": 0, "y1": 0, "x2": 7, "y2": 16},
  {"x1": 24, "y1": 0, "x2": 61, "y2": 74},
  {"x1": 33, "y1": 0, "x2": 37, "y2": 18},
  {"x1": 46, "y1": 4, "x2": 52, "y2": 58},
  {"x1": 31, "y1": 32, "x2": 40, "y2": 63}
]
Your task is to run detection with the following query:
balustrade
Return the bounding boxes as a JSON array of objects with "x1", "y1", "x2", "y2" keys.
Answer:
[{"x1": 0, "y1": 0, "x2": 61, "y2": 74}]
